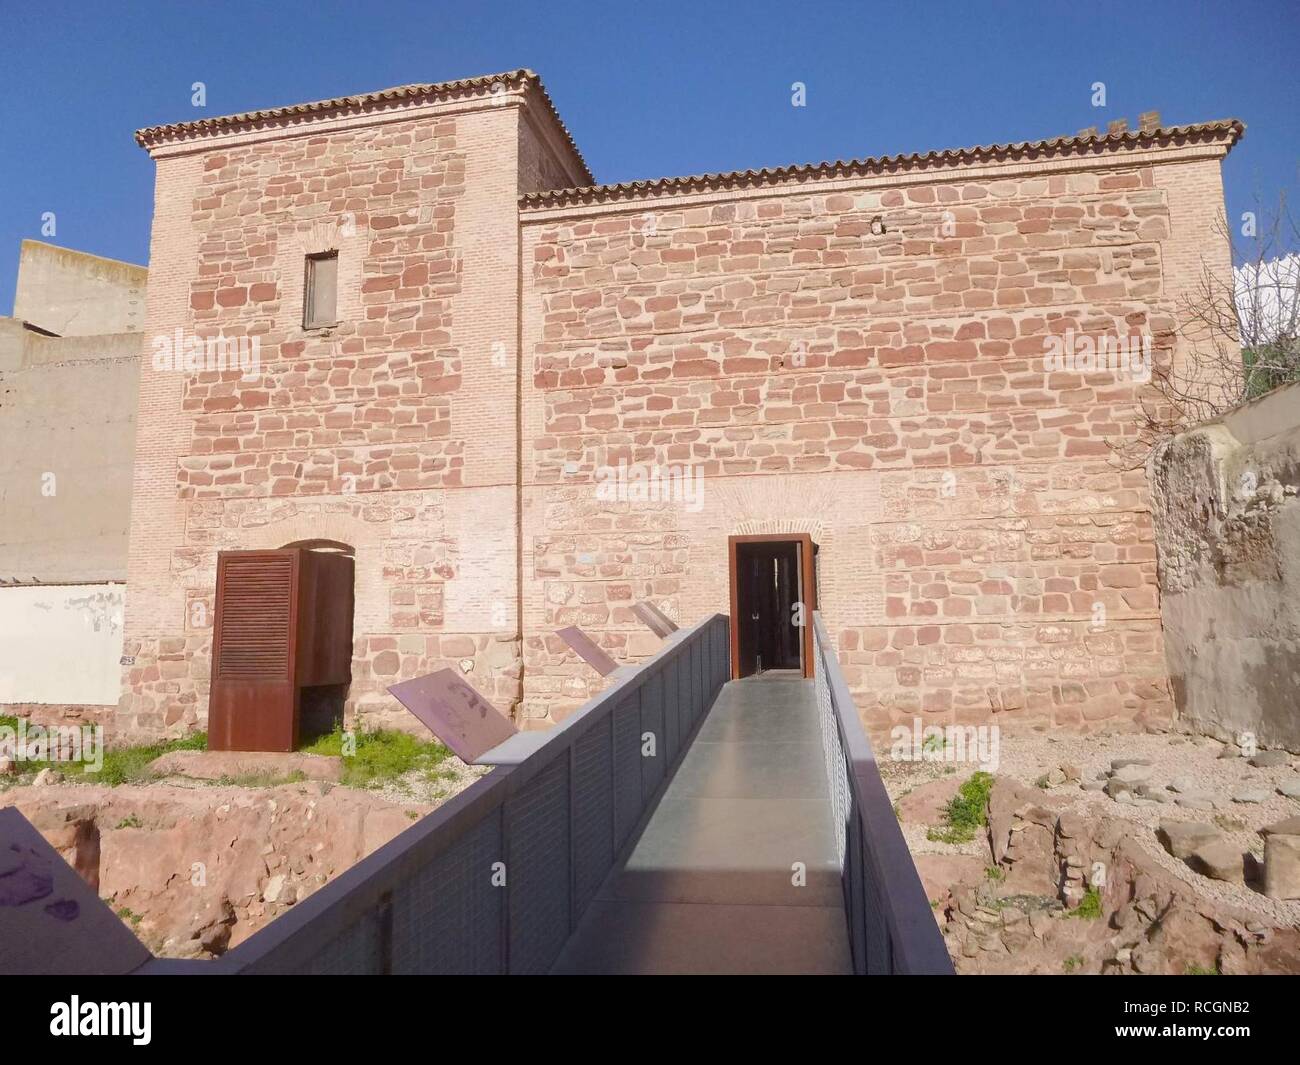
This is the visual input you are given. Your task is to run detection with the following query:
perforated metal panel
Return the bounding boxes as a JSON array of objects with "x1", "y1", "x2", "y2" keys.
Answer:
[
  {"x1": 693, "y1": 639, "x2": 705, "y2": 720},
  {"x1": 295, "y1": 910, "x2": 385, "y2": 975},
  {"x1": 860, "y1": 819, "x2": 891, "y2": 974},
  {"x1": 815, "y1": 648, "x2": 851, "y2": 870},
  {"x1": 662, "y1": 657, "x2": 680, "y2": 763},
  {"x1": 677, "y1": 649, "x2": 692, "y2": 732},
  {"x1": 506, "y1": 756, "x2": 572, "y2": 974},
  {"x1": 713, "y1": 619, "x2": 727, "y2": 697},
  {"x1": 572, "y1": 718, "x2": 614, "y2": 913},
  {"x1": 639, "y1": 669, "x2": 665, "y2": 799},
  {"x1": 612, "y1": 695, "x2": 643, "y2": 848},
  {"x1": 392, "y1": 812, "x2": 504, "y2": 974}
]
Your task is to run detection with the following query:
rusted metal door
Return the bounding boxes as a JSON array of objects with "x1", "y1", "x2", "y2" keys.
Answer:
[{"x1": 209, "y1": 548, "x2": 353, "y2": 752}]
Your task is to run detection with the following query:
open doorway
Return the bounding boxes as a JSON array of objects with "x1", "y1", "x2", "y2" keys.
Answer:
[
  {"x1": 728, "y1": 534, "x2": 817, "y2": 679},
  {"x1": 282, "y1": 541, "x2": 354, "y2": 745}
]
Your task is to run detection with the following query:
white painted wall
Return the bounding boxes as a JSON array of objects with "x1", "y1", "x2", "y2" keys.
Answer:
[{"x1": 0, "y1": 584, "x2": 124, "y2": 705}]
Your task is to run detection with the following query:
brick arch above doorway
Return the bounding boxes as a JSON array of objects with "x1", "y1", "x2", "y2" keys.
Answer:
[
  {"x1": 730, "y1": 517, "x2": 825, "y2": 540},
  {"x1": 237, "y1": 511, "x2": 380, "y2": 631}
]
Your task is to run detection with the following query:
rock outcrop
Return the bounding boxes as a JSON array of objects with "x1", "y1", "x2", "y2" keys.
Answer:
[
  {"x1": 1, "y1": 780, "x2": 429, "y2": 959},
  {"x1": 938, "y1": 777, "x2": 1300, "y2": 974}
]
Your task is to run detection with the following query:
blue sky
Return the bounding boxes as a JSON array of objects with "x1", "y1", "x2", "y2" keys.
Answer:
[{"x1": 1, "y1": 0, "x2": 1296, "y2": 315}]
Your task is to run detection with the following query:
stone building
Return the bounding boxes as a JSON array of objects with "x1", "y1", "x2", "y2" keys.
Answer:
[{"x1": 113, "y1": 69, "x2": 1241, "y2": 740}]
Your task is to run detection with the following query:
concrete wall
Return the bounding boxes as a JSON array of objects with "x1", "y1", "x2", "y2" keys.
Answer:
[
  {"x1": 0, "y1": 584, "x2": 125, "y2": 705},
  {"x1": 1150, "y1": 381, "x2": 1300, "y2": 751},
  {"x1": 12, "y1": 240, "x2": 147, "y2": 336},
  {"x1": 0, "y1": 240, "x2": 143, "y2": 720},
  {"x1": 0, "y1": 320, "x2": 141, "y2": 371},
  {"x1": 0, "y1": 338, "x2": 139, "y2": 583}
]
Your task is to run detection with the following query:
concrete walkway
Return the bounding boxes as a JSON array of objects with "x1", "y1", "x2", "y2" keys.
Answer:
[{"x1": 552, "y1": 673, "x2": 852, "y2": 974}]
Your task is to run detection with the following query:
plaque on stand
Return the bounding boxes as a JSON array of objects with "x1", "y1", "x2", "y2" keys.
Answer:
[
  {"x1": 0, "y1": 808, "x2": 153, "y2": 975},
  {"x1": 387, "y1": 669, "x2": 517, "y2": 763},
  {"x1": 556, "y1": 626, "x2": 619, "y2": 676},
  {"x1": 631, "y1": 600, "x2": 678, "y2": 638}
]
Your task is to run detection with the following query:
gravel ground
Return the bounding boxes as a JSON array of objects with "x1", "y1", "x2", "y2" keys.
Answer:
[
  {"x1": 367, "y1": 757, "x2": 490, "y2": 808},
  {"x1": 14, "y1": 754, "x2": 494, "y2": 812},
  {"x1": 881, "y1": 725, "x2": 1300, "y2": 927}
]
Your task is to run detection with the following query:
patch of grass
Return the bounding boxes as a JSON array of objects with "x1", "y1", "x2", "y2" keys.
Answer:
[
  {"x1": 114, "y1": 814, "x2": 143, "y2": 830},
  {"x1": 921, "y1": 732, "x2": 946, "y2": 756},
  {"x1": 115, "y1": 906, "x2": 142, "y2": 927},
  {"x1": 1063, "y1": 954, "x2": 1084, "y2": 973},
  {"x1": 216, "y1": 770, "x2": 307, "y2": 789},
  {"x1": 985, "y1": 866, "x2": 1005, "y2": 882},
  {"x1": 94, "y1": 732, "x2": 207, "y2": 787},
  {"x1": 1186, "y1": 963, "x2": 1219, "y2": 976},
  {"x1": 1067, "y1": 886, "x2": 1103, "y2": 920},
  {"x1": 405, "y1": 810, "x2": 420, "y2": 821},
  {"x1": 301, "y1": 726, "x2": 453, "y2": 789},
  {"x1": 0, "y1": 714, "x2": 20, "y2": 732},
  {"x1": 926, "y1": 770, "x2": 995, "y2": 844}
]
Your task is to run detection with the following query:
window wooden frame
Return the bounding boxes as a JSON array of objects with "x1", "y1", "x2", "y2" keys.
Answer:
[{"x1": 303, "y1": 251, "x2": 339, "y2": 329}]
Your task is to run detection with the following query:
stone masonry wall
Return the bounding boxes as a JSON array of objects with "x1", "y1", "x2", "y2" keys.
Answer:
[
  {"x1": 520, "y1": 139, "x2": 1234, "y2": 735},
  {"x1": 120, "y1": 80, "x2": 1235, "y2": 744},
  {"x1": 120, "y1": 87, "x2": 585, "y2": 738}
]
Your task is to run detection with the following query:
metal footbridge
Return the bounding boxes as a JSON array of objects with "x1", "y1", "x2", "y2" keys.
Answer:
[{"x1": 135, "y1": 613, "x2": 954, "y2": 975}]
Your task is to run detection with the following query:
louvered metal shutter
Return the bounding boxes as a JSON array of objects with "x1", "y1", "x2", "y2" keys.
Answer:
[
  {"x1": 215, "y1": 554, "x2": 293, "y2": 680},
  {"x1": 209, "y1": 550, "x2": 301, "y2": 751}
]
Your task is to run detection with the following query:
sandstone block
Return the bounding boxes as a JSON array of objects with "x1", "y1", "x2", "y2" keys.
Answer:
[
  {"x1": 1262, "y1": 833, "x2": 1300, "y2": 901},
  {"x1": 1156, "y1": 821, "x2": 1219, "y2": 860},
  {"x1": 1231, "y1": 788, "x2": 1270, "y2": 804},
  {"x1": 1185, "y1": 839, "x2": 1245, "y2": 884}
]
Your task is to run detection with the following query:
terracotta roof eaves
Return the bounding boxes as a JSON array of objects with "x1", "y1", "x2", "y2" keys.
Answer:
[
  {"x1": 519, "y1": 119, "x2": 1244, "y2": 210},
  {"x1": 134, "y1": 69, "x2": 593, "y2": 185}
]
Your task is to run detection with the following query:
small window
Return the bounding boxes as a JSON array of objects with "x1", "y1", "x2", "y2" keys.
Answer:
[{"x1": 303, "y1": 252, "x2": 338, "y2": 328}]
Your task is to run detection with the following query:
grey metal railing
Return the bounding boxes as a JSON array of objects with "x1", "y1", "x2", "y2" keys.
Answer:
[
  {"x1": 137, "y1": 613, "x2": 730, "y2": 975},
  {"x1": 812, "y1": 612, "x2": 954, "y2": 975}
]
